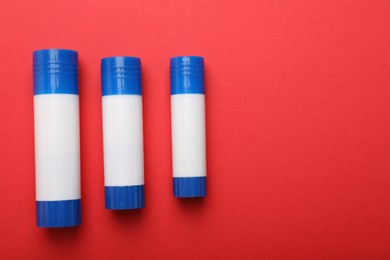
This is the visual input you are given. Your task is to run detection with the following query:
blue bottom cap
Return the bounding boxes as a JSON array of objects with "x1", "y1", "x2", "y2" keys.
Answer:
[
  {"x1": 173, "y1": 177, "x2": 207, "y2": 198},
  {"x1": 36, "y1": 199, "x2": 81, "y2": 228},
  {"x1": 105, "y1": 185, "x2": 145, "y2": 210}
]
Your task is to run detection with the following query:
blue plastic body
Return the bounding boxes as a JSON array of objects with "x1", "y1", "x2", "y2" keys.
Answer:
[
  {"x1": 101, "y1": 56, "x2": 142, "y2": 96},
  {"x1": 36, "y1": 199, "x2": 81, "y2": 228},
  {"x1": 105, "y1": 185, "x2": 145, "y2": 210},
  {"x1": 170, "y1": 56, "x2": 204, "y2": 95},
  {"x1": 173, "y1": 177, "x2": 207, "y2": 197},
  {"x1": 33, "y1": 49, "x2": 78, "y2": 95}
]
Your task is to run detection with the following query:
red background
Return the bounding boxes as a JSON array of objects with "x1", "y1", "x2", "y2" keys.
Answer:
[{"x1": 0, "y1": 0, "x2": 389, "y2": 259}]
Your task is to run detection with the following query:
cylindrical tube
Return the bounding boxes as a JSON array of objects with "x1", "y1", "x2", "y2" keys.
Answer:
[
  {"x1": 101, "y1": 56, "x2": 144, "y2": 209},
  {"x1": 170, "y1": 56, "x2": 207, "y2": 197},
  {"x1": 33, "y1": 49, "x2": 81, "y2": 227}
]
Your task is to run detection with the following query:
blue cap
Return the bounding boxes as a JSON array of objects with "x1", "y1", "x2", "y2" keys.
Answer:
[
  {"x1": 101, "y1": 56, "x2": 142, "y2": 96},
  {"x1": 105, "y1": 185, "x2": 145, "y2": 210},
  {"x1": 36, "y1": 199, "x2": 81, "y2": 228},
  {"x1": 173, "y1": 177, "x2": 207, "y2": 198},
  {"x1": 170, "y1": 56, "x2": 204, "y2": 95},
  {"x1": 33, "y1": 49, "x2": 78, "y2": 95}
]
